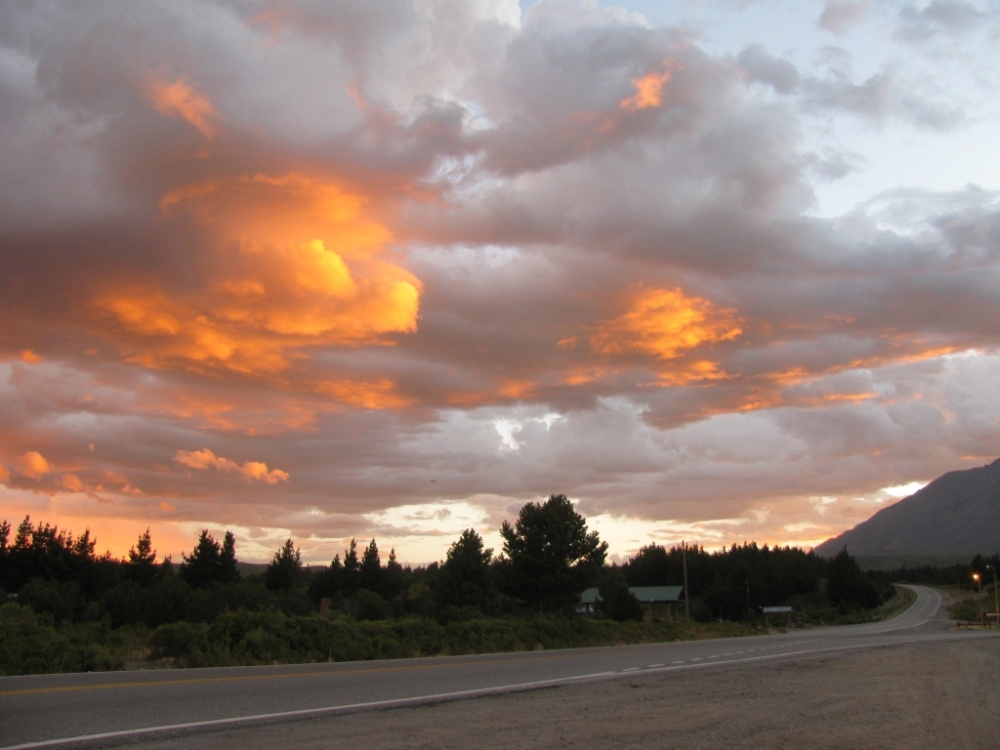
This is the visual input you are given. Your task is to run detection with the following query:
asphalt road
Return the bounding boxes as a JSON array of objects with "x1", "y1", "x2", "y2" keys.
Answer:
[{"x1": 2, "y1": 585, "x2": 995, "y2": 749}]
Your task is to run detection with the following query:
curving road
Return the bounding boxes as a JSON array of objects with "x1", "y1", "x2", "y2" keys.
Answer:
[{"x1": 2, "y1": 586, "x2": 996, "y2": 749}]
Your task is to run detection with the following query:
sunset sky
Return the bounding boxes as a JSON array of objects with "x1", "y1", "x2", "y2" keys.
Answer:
[{"x1": 2, "y1": 0, "x2": 1000, "y2": 565}]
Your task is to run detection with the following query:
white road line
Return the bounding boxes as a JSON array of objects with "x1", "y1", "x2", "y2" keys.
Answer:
[
  {"x1": 622, "y1": 667, "x2": 640, "y2": 672},
  {"x1": 690, "y1": 657, "x2": 703, "y2": 661},
  {"x1": 649, "y1": 664, "x2": 665, "y2": 668},
  {"x1": 670, "y1": 660, "x2": 685, "y2": 665}
]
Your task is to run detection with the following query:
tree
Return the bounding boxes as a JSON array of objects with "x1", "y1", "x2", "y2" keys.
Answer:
[
  {"x1": 219, "y1": 531, "x2": 240, "y2": 584},
  {"x1": 596, "y1": 568, "x2": 644, "y2": 622},
  {"x1": 498, "y1": 494, "x2": 608, "y2": 611},
  {"x1": 439, "y1": 529, "x2": 493, "y2": 609},
  {"x1": 342, "y1": 539, "x2": 361, "y2": 595},
  {"x1": 360, "y1": 538, "x2": 381, "y2": 592},
  {"x1": 127, "y1": 529, "x2": 158, "y2": 587},
  {"x1": 826, "y1": 546, "x2": 881, "y2": 610},
  {"x1": 180, "y1": 530, "x2": 222, "y2": 589},
  {"x1": 382, "y1": 548, "x2": 406, "y2": 600},
  {"x1": 265, "y1": 538, "x2": 302, "y2": 591}
]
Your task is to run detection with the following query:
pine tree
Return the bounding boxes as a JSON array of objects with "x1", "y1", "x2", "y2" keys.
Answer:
[
  {"x1": 439, "y1": 529, "x2": 493, "y2": 609},
  {"x1": 342, "y1": 538, "x2": 361, "y2": 595},
  {"x1": 360, "y1": 538, "x2": 382, "y2": 593},
  {"x1": 180, "y1": 530, "x2": 222, "y2": 589},
  {"x1": 382, "y1": 548, "x2": 406, "y2": 599},
  {"x1": 219, "y1": 531, "x2": 240, "y2": 584},
  {"x1": 265, "y1": 538, "x2": 302, "y2": 591},
  {"x1": 127, "y1": 528, "x2": 158, "y2": 587},
  {"x1": 498, "y1": 494, "x2": 607, "y2": 611}
]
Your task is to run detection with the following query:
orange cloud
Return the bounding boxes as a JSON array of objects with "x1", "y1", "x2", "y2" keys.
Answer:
[
  {"x1": 316, "y1": 379, "x2": 414, "y2": 409},
  {"x1": 621, "y1": 63, "x2": 674, "y2": 112},
  {"x1": 174, "y1": 448, "x2": 289, "y2": 484},
  {"x1": 62, "y1": 473, "x2": 84, "y2": 492},
  {"x1": 19, "y1": 450, "x2": 54, "y2": 479},
  {"x1": 497, "y1": 379, "x2": 537, "y2": 399},
  {"x1": 147, "y1": 78, "x2": 218, "y2": 138},
  {"x1": 0, "y1": 465, "x2": 10, "y2": 483},
  {"x1": 96, "y1": 174, "x2": 421, "y2": 375},
  {"x1": 591, "y1": 287, "x2": 742, "y2": 360},
  {"x1": 142, "y1": 388, "x2": 325, "y2": 434},
  {"x1": 20, "y1": 349, "x2": 43, "y2": 364}
]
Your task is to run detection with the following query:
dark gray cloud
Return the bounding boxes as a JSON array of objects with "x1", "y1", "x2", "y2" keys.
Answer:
[{"x1": 1, "y1": 0, "x2": 999, "y2": 561}]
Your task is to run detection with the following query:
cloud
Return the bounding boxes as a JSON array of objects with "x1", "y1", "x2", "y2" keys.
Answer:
[
  {"x1": 18, "y1": 451, "x2": 53, "y2": 480},
  {"x1": 896, "y1": 0, "x2": 991, "y2": 42},
  {"x1": 590, "y1": 287, "x2": 742, "y2": 382},
  {"x1": 90, "y1": 173, "x2": 421, "y2": 375},
  {"x1": 737, "y1": 44, "x2": 800, "y2": 94},
  {"x1": 818, "y1": 0, "x2": 868, "y2": 34},
  {"x1": 174, "y1": 448, "x2": 289, "y2": 484},
  {"x1": 0, "y1": 0, "x2": 998, "y2": 563},
  {"x1": 146, "y1": 78, "x2": 218, "y2": 138}
]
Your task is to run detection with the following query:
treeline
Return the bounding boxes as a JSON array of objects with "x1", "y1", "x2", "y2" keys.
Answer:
[
  {"x1": 0, "y1": 495, "x2": 903, "y2": 675},
  {"x1": 2, "y1": 497, "x2": 891, "y2": 628},
  {"x1": 868, "y1": 552, "x2": 1000, "y2": 590},
  {"x1": 622, "y1": 541, "x2": 891, "y2": 619}
]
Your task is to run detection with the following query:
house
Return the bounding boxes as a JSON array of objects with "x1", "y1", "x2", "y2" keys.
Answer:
[{"x1": 579, "y1": 585, "x2": 684, "y2": 619}]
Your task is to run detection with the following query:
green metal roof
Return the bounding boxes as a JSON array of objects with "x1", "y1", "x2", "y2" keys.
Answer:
[{"x1": 579, "y1": 585, "x2": 683, "y2": 604}]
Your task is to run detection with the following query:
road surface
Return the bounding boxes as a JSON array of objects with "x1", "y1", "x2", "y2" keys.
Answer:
[{"x1": 1, "y1": 585, "x2": 995, "y2": 749}]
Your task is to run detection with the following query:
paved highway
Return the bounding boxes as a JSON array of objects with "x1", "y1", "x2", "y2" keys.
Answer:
[{"x1": 1, "y1": 586, "x2": 995, "y2": 749}]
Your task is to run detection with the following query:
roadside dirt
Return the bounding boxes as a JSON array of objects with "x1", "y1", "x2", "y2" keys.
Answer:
[{"x1": 139, "y1": 638, "x2": 1000, "y2": 750}]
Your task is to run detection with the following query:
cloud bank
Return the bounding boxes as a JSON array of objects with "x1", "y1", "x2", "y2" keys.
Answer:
[{"x1": 1, "y1": 0, "x2": 999, "y2": 562}]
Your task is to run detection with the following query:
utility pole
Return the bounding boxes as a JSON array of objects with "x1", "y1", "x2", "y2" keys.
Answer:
[{"x1": 682, "y1": 541, "x2": 690, "y2": 624}]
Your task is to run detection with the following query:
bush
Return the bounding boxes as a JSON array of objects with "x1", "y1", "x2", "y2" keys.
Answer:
[
  {"x1": 148, "y1": 621, "x2": 210, "y2": 661},
  {"x1": 0, "y1": 603, "x2": 120, "y2": 675}
]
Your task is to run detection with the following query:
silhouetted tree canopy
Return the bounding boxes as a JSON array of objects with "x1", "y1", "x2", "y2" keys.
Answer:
[
  {"x1": 498, "y1": 494, "x2": 607, "y2": 611},
  {"x1": 265, "y1": 538, "x2": 302, "y2": 592},
  {"x1": 439, "y1": 529, "x2": 494, "y2": 609}
]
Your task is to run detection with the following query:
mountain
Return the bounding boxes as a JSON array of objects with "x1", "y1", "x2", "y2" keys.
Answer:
[{"x1": 814, "y1": 458, "x2": 1000, "y2": 557}]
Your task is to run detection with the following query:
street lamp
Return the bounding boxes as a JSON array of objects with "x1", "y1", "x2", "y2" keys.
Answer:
[{"x1": 987, "y1": 565, "x2": 999, "y2": 629}]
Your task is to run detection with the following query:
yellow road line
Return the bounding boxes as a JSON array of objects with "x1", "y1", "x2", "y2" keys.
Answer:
[{"x1": 0, "y1": 654, "x2": 553, "y2": 698}]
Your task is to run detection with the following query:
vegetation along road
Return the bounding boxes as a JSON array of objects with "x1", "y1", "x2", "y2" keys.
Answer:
[{"x1": 1, "y1": 585, "x2": 996, "y2": 749}]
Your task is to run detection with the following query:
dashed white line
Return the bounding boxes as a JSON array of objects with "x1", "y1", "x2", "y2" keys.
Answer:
[
  {"x1": 649, "y1": 664, "x2": 665, "y2": 668},
  {"x1": 670, "y1": 660, "x2": 685, "y2": 665},
  {"x1": 622, "y1": 667, "x2": 640, "y2": 672}
]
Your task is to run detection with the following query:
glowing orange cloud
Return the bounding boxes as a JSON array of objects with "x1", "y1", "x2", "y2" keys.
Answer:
[
  {"x1": 592, "y1": 287, "x2": 742, "y2": 360},
  {"x1": 316, "y1": 379, "x2": 415, "y2": 409},
  {"x1": 19, "y1": 450, "x2": 54, "y2": 479},
  {"x1": 62, "y1": 474, "x2": 84, "y2": 492},
  {"x1": 147, "y1": 78, "x2": 218, "y2": 138},
  {"x1": 142, "y1": 388, "x2": 325, "y2": 435},
  {"x1": 97, "y1": 174, "x2": 421, "y2": 376},
  {"x1": 0, "y1": 465, "x2": 10, "y2": 483},
  {"x1": 174, "y1": 448, "x2": 289, "y2": 484},
  {"x1": 20, "y1": 350, "x2": 43, "y2": 363},
  {"x1": 621, "y1": 64, "x2": 674, "y2": 112},
  {"x1": 497, "y1": 379, "x2": 537, "y2": 399}
]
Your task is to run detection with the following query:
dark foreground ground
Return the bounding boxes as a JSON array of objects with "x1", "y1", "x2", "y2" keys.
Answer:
[{"x1": 134, "y1": 637, "x2": 999, "y2": 750}]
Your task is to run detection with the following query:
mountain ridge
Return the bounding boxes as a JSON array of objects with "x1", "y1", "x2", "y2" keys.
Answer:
[{"x1": 814, "y1": 457, "x2": 1000, "y2": 557}]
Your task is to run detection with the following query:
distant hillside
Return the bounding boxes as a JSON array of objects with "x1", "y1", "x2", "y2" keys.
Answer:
[{"x1": 814, "y1": 458, "x2": 1000, "y2": 558}]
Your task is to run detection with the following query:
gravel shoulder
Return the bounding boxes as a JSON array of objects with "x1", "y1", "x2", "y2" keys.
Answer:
[{"x1": 135, "y1": 636, "x2": 1000, "y2": 750}]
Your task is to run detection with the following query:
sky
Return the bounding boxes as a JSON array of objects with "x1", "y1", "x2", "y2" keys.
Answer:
[{"x1": 2, "y1": 0, "x2": 1000, "y2": 565}]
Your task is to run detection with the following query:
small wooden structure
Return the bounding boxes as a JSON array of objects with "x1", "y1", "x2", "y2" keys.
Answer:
[
  {"x1": 762, "y1": 605, "x2": 794, "y2": 627},
  {"x1": 579, "y1": 585, "x2": 684, "y2": 620}
]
